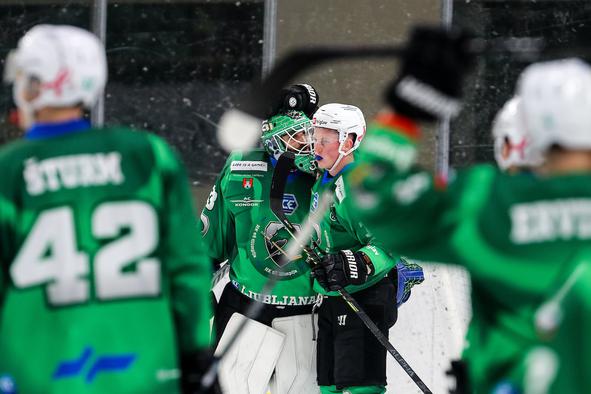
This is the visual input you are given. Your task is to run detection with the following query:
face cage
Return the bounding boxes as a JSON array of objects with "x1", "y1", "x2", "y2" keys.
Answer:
[{"x1": 272, "y1": 122, "x2": 314, "y2": 156}]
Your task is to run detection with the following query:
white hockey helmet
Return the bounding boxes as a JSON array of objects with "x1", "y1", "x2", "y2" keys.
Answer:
[
  {"x1": 3, "y1": 24, "x2": 107, "y2": 112},
  {"x1": 312, "y1": 103, "x2": 366, "y2": 156},
  {"x1": 518, "y1": 58, "x2": 591, "y2": 156},
  {"x1": 491, "y1": 96, "x2": 542, "y2": 170}
]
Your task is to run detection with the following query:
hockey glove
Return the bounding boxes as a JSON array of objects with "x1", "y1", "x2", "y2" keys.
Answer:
[
  {"x1": 315, "y1": 250, "x2": 374, "y2": 291},
  {"x1": 267, "y1": 83, "x2": 320, "y2": 118},
  {"x1": 386, "y1": 26, "x2": 474, "y2": 122},
  {"x1": 180, "y1": 349, "x2": 220, "y2": 394},
  {"x1": 395, "y1": 257, "x2": 425, "y2": 307}
]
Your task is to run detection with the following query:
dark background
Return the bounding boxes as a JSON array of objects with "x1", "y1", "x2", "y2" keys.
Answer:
[
  {"x1": 0, "y1": 0, "x2": 264, "y2": 184},
  {"x1": 451, "y1": 0, "x2": 591, "y2": 167},
  {"x1": 2, "y1": 0, "x2": 591, "y2": 184}
]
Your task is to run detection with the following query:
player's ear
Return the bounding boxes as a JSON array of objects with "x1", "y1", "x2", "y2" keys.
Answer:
[{"x1": 345, "y1": 134, "x2": 356, "y2": 151}]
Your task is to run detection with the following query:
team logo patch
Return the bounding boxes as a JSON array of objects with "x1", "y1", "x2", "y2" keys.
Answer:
[
  {"x1": 242, "y1": 178, "x2": 253, "y2": 189},
  {"x1": 248, "y1": 221, "x2": 308, "y2": 280},
  {"x1": 282, "y1": 194, "x2": 298, "y2": 215},
  {"x1": 53, "y1": 346, "x2": 136, "y2": 383}
]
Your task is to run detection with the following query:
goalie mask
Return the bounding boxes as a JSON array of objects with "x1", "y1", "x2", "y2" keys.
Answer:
[{"x1": 262, "y1": 110, "x2": 316, "y2": 174}]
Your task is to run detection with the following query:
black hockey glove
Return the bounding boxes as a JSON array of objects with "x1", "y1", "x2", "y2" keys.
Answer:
[
  {"x1": 314, "y1": 250, "x2": 374, "y2": 292},
  {"x1": 267, "y1": 83, "x2": 320, "y2": 118},
  {"x1": 180, "y1": 349, "x2": 221, "y2": 394},
  {"x1": 386, "y1": 26, "x2": 475, "y2": 122}
]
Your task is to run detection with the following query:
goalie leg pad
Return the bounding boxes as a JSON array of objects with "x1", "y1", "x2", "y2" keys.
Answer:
[
  {"x1": 270, "y1": 314, "x2": 320, "y2": 394},
  {"x1": 215, "y1": 312, "x2": 285, "y2": 394}
]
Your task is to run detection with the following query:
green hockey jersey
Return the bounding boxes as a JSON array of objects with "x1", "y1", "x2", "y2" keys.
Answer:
[
  {"x1": 201, "y1": 149, "x2": 318, "y2": 306},
  {"x1": 345, "y1": 112, "x2": 591, "y2": 393},
  {"x1": 0, "y1": 123, "x2": 212, "y2": 394},
  {"x1": 311, "y1": 167, "x2": 397, "y2": 296}
]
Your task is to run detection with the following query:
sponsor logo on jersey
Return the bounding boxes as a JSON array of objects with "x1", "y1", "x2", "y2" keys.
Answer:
[
  {"x1": 311, "y1": 192, "x2": 319, "y2": 212},
  {"x1": 282, "y1": 193, "x2": 298, "y2": 215},
  {"x1": 0, "y1": 374, "x2": 17, "y2": 394},
  {"x1": 230, "y1": 196, "x2": 263, "y2": 207},
  {"x1": 337, "y1": 314, "x2": 347, "y2": 326},
  {"x1": 510, "y1": 198, "x2": 591, "y2": 244},
  {"x1": 242, "y1": 177, "x2": 253, "y2": 189},
  {"x1": 231, "y1": 279, "x2": 319, "y2": 306},
  {"x1": 53, "y1": 346, "x2": 136, "y2": 383},
  {"x1": 23, "y1": 152, "x2": 124, "y2": 196},
  {"x1": 230, "y1": 160, "x2": 268, "y2": 172},
  {"x1": 335, "y1": 176, "x2": 346, "y2": 202}
]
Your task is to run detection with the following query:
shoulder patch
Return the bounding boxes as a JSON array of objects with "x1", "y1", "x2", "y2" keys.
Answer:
[
  {"x1": 230, "y1": 160, "x2": 268, "y2": 172},
  {"x1": 335, "y1": 176, "x2": 346, "y2": 203}
]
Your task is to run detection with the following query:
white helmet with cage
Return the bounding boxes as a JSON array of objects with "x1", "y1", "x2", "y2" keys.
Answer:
[
  {"x1": 492, "y1": 96, "x2": 542, "y2": 170},
  {"x1": 3, "y1": 24, "x2": 107, "y2": 124},
  {"x1": 312, "y1": 103, "x2": 366, "y2": 172},
  {"x1": 518, "y1": 58, "x2": 591, "y2": 156}
]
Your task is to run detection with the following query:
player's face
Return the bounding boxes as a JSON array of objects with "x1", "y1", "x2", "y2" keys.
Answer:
[
  {"x1": 313, "y1": 127, "x2": 340, "y2": 169},
  {"x1": 280, "y1": 130, "x2": 308, "y2": 152}
]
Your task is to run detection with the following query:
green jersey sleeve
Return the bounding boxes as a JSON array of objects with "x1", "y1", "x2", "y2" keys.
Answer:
[
  {"x1": 312, "y1": 172, "x2": 397, "y2": 296},
  {"x1": 149, "y1": 135, "x2": 213, "y2": 351},
  {"x1": 345, "y1": 112, "x2": 591, "y2": 393},
  {"x1": 332, "y1": 183, "x2": 396, "y2": 282},
  {"x1": 344, "y1": 113, "x2": 476, "y2": 265},
  {"x1": 200, "y1": 153, "x2": 237, "y2": 264}
]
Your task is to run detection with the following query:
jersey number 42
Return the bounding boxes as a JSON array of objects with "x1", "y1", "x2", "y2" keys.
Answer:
[{"x1": 10, "y1": 201, "x2": 160, "y2": 306}]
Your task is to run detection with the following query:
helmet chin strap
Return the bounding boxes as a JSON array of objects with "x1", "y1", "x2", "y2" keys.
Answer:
[
  {"x1": 328, "y1": 140, "x2": 354, "y2": 174},
  {"x1": 328, "y1": 153, "x2": 345, "y2": 174}
]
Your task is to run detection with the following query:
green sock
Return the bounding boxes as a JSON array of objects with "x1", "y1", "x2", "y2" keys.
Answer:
[
  {"x1": 319, "y1": 385, "x2": 341, "y2": 394},
  {"x1": 319, "y1": 385, "x2": 386, "y2": 394},
  {"x1": 342, "y1": 385, "x2": 386, "y2": 394}
]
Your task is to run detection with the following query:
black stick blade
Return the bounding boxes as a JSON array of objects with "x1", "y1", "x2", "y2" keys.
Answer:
[{"x1": 270, "y1": 151, "x2": 296, "y2": 226}]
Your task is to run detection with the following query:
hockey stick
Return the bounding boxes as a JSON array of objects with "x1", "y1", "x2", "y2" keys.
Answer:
[
  {"x1": 270, "y1": 152, "x2": 433, "y2": 394},
  {"x1": 217, "y1": 35, "x2": 544, "y2": 152},
  {"x1": 200, "y1": 169, "x2": 334, "y2": 391}
]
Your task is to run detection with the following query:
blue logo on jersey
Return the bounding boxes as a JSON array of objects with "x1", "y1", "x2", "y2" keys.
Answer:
[
  {"x1": 53, "y1": 346, "x2": 136, "y2": 383},
  {"x1": 282, "y1": 194, "x2": 299, "y2": 215},
  {"x1": 311, "y1": 192, "x2": 319, "y2": 212},
  {"x1": 0, "y1": 374, "x2": 17, "y2": 394}
]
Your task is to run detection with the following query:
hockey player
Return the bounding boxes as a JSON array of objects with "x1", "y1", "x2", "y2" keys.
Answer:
[
  {"x1": 0, "y1": 25, "x2": 214, "y2": 393},
  {"x1": 309, "y1": 103, "x2": 398, "y2": 394},
  {"x1": 201, "y1": 85, "x2": 322, "y2": 394},
  {"x1": 345, "y1": 25, "x2": 591, "y2": 393},
  {"x1": 491, "y1": 96, "x2": 541, "y2": 173}
]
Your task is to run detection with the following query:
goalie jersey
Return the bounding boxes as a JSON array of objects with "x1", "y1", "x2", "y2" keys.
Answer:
[{"x1": 201, "y1": 149, "x2": 318, "y2": 306}]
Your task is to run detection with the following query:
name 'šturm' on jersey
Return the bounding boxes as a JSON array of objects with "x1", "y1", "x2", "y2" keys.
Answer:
[
  {"x1": 510, "y1": 198, "x2": 591, "y2": 244},
  {"x1": 23, "y1": 152, "x2": 125, "y2": 196}
]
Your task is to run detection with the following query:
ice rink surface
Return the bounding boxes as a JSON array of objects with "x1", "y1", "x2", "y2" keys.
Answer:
[{"x1": 387, "y1": 263, "x2": 471, "y2": 393}]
